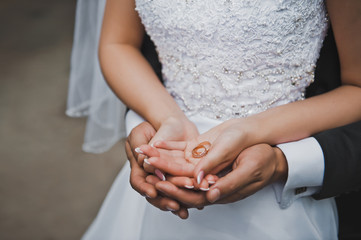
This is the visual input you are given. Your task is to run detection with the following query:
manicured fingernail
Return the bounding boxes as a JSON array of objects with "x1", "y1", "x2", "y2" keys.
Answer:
[
  {"x1": 208, "y1": 188, "x2": 220, "y2": 203},
  {"x1": 144, "y1": 158, "x2": 151, "y2": 165},
  {"x1": 208, "y1": 180, "x2": 216, "y2": 184},
  {"x1": 167, "y1": 207, "x2": 176, "y2": 211},
  {"x1": 135, "y1": 147, "x2": 143, "y2": 154},
  {"x1": 155, "y1": 169, "x2": 166, "y2": 181},
  {"x1": 185, "y1": 185, "x2": 194, "y2": 189},
  {"x1": 197, "y1": 171, "x2": 204, "y2": 185},
  {"x1": 150, "y1": 143, "x2": 155, "y2": 148},
  {"x1": 200, "y1": 187, "x2": 209, "y2": 191}
]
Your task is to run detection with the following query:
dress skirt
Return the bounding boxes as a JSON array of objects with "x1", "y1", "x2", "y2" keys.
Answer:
[{"x1": 81, "y1": 110, "x2": 338, "y2": 240}]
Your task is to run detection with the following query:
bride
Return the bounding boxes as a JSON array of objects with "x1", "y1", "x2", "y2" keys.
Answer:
[{"x1": 68, "y1": 0, "x2": 361, "y2": 239}]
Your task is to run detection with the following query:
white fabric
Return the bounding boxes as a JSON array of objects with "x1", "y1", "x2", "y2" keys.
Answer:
[
  {"x1": 136, "y1": 0, "x2": 328, "y2": 121},
  {"x1": 66, "y1": 0, "x2": 127, "y2": 153},
  {"x1": 274, "y1": 137, "x2": 325, "y2": 208},
  {"x1": 74, "y1": 0, "x2": 339, "y2": 239},
  {"x1": 82, "y1": 111, "x2": 338, "y2": 240}
]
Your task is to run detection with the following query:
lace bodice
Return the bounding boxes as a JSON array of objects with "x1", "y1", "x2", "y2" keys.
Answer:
[{"x1": 136, "y1": 0, "x2": 328, "y2": 120}]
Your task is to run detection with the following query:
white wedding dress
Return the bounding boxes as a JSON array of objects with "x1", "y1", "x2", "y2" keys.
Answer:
[{"x1": 71, "y1": 0, "x2": 338, "y2": 239}]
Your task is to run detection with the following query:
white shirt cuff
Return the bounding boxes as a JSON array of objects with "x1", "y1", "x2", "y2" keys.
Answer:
[
  {"x1": 273, "y1": 137, "x2": 324, "y2": 208},
  {"x1": 125, "y1": 110, "x2": 145, "y2": 136}
]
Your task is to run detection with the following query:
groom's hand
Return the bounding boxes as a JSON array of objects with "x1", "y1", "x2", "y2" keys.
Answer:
[
  {"x1": 126, "y1": 122, "x2": 185, "y2": 214},
  {"x1": 207, "y1": 144, "x2": 288, "y2": 203},
  {"x1": 156, "y1": 144, "x2": 288, "y2": 209}
]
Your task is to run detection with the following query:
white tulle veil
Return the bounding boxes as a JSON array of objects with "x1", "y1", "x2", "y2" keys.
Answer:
[{"x1": 66, "y1": 0, "x2": 126, "y2": 153}]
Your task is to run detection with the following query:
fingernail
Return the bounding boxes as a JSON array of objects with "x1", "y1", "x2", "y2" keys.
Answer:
[
  {"x1": 166, "y1": 207, "x2": 176, "y2": 211},
  {"x1": 197, "y1": 171, "x2": 204, "y2": 185},
  {"x1": 200, "y1": 187, "x2": 209, "y2": 191},
  {"x1": 208, "y1": 180, "x2": 216, "y2": 184},
  {"x1": 135, "y1": 147, "x2": 143, "y2": 154},
  {"x1": 155, "y1": 169, "x2": 166, "y2": 181},
  {"x1": 150, "y1": 143, "x2": 155, "y2": 148},
  {"x1": 208, "y1": 188, "x2": 220, "y2": 203},
  {"x1": 145, "y1": 193, "x2": 152, "y2": 198},
  {"x1": 185, "y1": 185, "x2": 194, "y2": 189},
  {"x1": 144, "y1": 158, "x2": 151, "y2": 165}
]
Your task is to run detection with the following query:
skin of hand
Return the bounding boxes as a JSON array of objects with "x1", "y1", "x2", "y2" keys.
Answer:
[
  {"x1": 141, "y1": 116, "x2": 199, "y2": 176},
  {"x1": 126, "y1": 121, "x2": 184, "y2": 213},
  {"x1": 154, "y1": 118, "x2": 252, "y2": 184},
  {"x1": 151, "y1": 143, "x2": 288, "y2": 219},
  {"x1": 138, "y1": 142, "x2": 218, "y2": 190},
  {"x1": 126, "y1": 119, "x2": 202, "y2": 218}
]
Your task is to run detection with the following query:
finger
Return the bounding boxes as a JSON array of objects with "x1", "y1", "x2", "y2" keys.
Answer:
[
  {"x1": 156, "y1": 181, "x2": 208, "y2": 208},
  {"x1": 138, "y1": 144, "x2": 160, "y2": 158},
  {"x1": 171, "y1": 206, "x2": 189, "y2": 220},
  {"x1": 147, "y1": 157, "x2": 194, "y2": 177},
  {"x1": 126, "y1": 139, "x2": 140, "y2": 165},
  {"x1": 166, "y1": 175, "x2": 194, "y2": 189},
  {"x1": 205, "y1": 174, "x2": 219, "y2": 185},
  {"x1": 146, "y1": 169, "x2": 166, "y2": 182},
  {"x1": 128, "y1": 122, "x2": 156, "y2": 164},
  {"x1": 177, "y1": 207, "x2": 189, "y2": 219},
  {"x1": 146, "y1": 196, "x2": 180, "y2": 212},
  {"x1": 198, "y1": 178, "x2": 210, "y2": 191},
  {"x1": 143, "y1": 159, "x2": 156, "y2": 173},
  {"x1": 214, "y1": 191, "x2": 244, "y2": 204},
  {"x1": 145, "y1": 175, "x2": 183, "y2": 212},
  {"x1": 127, "y1": 142, "x2": 158, "y2": 198},
  {"x1": 145, "y1": 174, "x2": 161, "y2": 185},
  {"x1": 215, "y1": 182, "x2": 264, "y2": 204},
  {"x1": 153, "y1": 140, "x2": 187, "y2": 151},
  {"x1": 206, "y1": 164, "x2": 256, "y2": 203},
  {"x1": 137, "y1": 154, "x2": 146, "y2": 166}
]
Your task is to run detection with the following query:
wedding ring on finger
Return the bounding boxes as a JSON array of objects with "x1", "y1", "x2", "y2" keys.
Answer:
[{"x1": 192, "y1": 141, "x2": 211, "y2": 158}]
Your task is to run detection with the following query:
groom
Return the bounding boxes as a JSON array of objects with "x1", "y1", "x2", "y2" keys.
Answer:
[{"x1": 127, "y1": 27, "x2": 361, "y2": 239}]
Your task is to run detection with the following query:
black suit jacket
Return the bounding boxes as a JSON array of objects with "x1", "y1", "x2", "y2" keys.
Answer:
[
  {"x1": 308, "y1": 27, "x2": 361, "y2": 239},
  {"x1": 141, "y1": 26, "x2": 361, "y2": 239}
]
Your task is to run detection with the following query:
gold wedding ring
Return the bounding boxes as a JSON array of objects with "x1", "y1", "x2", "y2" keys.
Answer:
[{"x1": 192, "y1": 141, "x2": 211, "y2": 158}]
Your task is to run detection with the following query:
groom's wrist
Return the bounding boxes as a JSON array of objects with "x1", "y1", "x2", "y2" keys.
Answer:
[{"x1": 273, "y1": 147, "x2": 288, "y2": 183}]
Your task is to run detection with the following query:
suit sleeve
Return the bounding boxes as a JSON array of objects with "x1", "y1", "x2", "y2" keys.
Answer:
[{"x1": 312, "y1": 120, "x2": 361, "y2": 199}]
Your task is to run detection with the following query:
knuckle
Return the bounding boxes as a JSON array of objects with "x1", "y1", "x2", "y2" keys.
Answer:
[
  {"x1": 251, "y1": 169, "x2": 263, "y2": 181},
  {"x1": 193, "y1": 198, "x2": 205, "y2": 208},
  {"x1": 129, "y1": 179, "x2": 138, "y2": 192}
]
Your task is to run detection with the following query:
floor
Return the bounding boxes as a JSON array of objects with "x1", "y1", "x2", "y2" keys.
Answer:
[{"x1": 0, "y1": 1, "x2": 127, "y2": 239}]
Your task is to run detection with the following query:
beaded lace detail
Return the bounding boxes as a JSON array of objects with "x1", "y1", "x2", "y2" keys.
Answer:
[{"x1": 136, "y1": 0, "x2": 328, "y2": 120}]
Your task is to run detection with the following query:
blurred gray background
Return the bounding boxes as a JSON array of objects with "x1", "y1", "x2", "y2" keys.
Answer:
[{"x1": 0, "y1": 1, "x2": 127, "y2": 239}]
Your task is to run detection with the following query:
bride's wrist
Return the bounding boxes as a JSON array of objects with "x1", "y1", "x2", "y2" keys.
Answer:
[
  {"x1": 160, "y1": 114, "x2": 190, "y2": 128},
  {"x1": 150, "y1": 109, "x2": 188, "y2": 130},
  {"x1": 231, "y1": 117, "x2": 263, "y2": 148}
]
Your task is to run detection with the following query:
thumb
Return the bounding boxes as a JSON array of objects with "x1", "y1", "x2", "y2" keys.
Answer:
[{"x1": 206, "y1": 163, "x2": 251, "y2": 203}]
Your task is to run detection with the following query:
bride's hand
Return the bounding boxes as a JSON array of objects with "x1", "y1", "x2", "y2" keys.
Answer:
[
  {"x1": 138, "y1": 143, "x2": 217, "y2": 190},
  {"x1": 184, "y1": 118, "x2": 258, "y2": 183},
  {"x1": 127, "y1": 121, "x2": 191, "y2": 215},
  {"x1": 147, "y1": 118, "x2": 252, "y2": 185},
  {"x1": 151, "y1": 116, "x2": 199, "y2": 143},
  {"x1": 137, "y1": 116, "x2": 199, "y2": 176}
]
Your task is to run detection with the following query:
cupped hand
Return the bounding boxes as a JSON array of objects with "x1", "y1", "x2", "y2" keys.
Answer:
[
  {"x1": 138, "y1": 143, "x2": 216, "y2": 190},
  {"x1": 126, "y1": 121, "x2": 183, "y2": 212},
  {"x1": 127, "y1": 116, "x2": 202, "y2": 218},
  {"x1": 141, "y1": 116, "x2": 199, "y2": 175}
]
